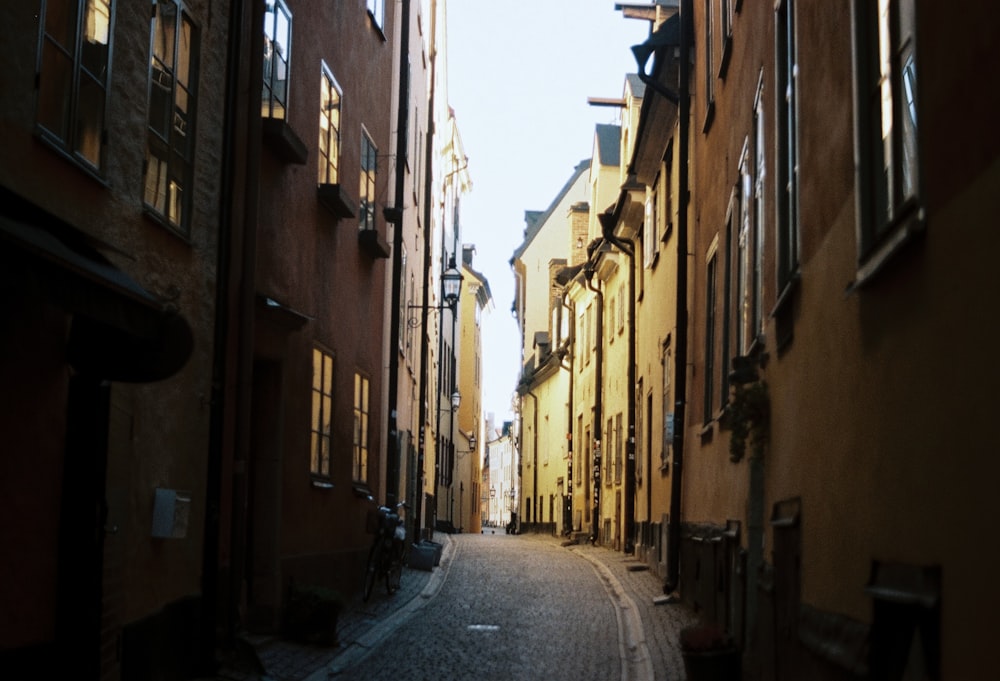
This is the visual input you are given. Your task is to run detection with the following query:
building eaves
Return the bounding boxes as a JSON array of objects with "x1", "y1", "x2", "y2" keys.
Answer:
[
  {"x1": 595, "y1": 124, "x2": 622, "y2": 167},
  {"x1": 626, "y1": 73, "x2": 646, "y2": 99},
  {"x1": 510, "y1": 159, "x2": 591, "y2": 262}
]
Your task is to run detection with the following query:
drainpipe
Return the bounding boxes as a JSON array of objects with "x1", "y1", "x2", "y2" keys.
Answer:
[
  {"x1": 385, "y1": 0, "x2": 411, "y2": 508},
  {"x1": 558, "y1": 294, "x2": 575, "y2": 533},
  {"x1": 600, "y1": 216, "x2": 636, "y2": 554},
  {"x1": 665, "y1": 0, "x2": 691, "y2": 594},
  {"x1": 413, "y1": 0, "x2": 437, "y2": 544},
  {"x1": 583, "y1": 266, "x2": 603, "y2": 543},
  {"x1": 631, "y1": 0, "x2": 690, "y2": 593},
  {"x1": 525, "y1": 390, "x2": 539, "y2": 525},
  {"x1": 203, "y1": 0, "x2": 249, "y2": 657}
]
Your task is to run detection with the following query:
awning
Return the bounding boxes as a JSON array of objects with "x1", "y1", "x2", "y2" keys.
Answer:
[{"x1": 0, "y1": 214, "x2": 193, "y2": 383}]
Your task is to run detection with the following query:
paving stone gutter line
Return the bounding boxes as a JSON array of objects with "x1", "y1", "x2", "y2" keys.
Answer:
[
  {"x1": 312, "y1": 536, "x2": 458, "y2": 679},
  {"x1": 569, "y1": 544, "x2": 655, "y2": 681}
]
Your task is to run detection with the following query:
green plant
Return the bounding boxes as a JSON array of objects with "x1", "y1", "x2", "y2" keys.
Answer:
[{"x1": 728, "y1": 380, "x2": 769, "y2": 463}]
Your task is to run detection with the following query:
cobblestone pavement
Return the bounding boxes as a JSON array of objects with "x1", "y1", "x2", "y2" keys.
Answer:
[{"x1": 214, "y1": 532, "x2": 697, "y2": 681}]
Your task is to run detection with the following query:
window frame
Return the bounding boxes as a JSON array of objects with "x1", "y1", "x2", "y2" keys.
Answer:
[
  {"x1": 366, "y1": 0, "x2": 385, "y2": 32},
  {"x1": 35, "y1": 0, "x2": 115, "y2": 176},
  {"x1": 704, "y1": 246, "x2": 719, "y2": 426},
  {"x1": 850, "y1": 0, "x2": 923, "y2": 288},
  {"x1": 310, "y1": 347, "x2": 334, "y2": 480},
  {"x1": 262, "y1": 0, "x2": 292, "y2": 120},
  {"x1": 143, "y1": 0, "x2": 200, "y2": 237},
  {"x1": 775, "y1": 0, "x2": 800, "y2": 300},
  {"x1": 661, "y1": 341, "x2": 672, "y2": 472},
  {"x1": 703, "y1": 0, "x2": 716, "y2": 132},
  {"x1": 359, "y1": 129, "x2": 378, "y2": 232},
  {"x1": 318, "y1": 61, "x2": 342, "y2": 185},
  {"x1": 353, "y1": 372, "x2": 370, "y2": 483},
  {"x1": 719, "y1": 0, "x2": 734, "y2": 78}
]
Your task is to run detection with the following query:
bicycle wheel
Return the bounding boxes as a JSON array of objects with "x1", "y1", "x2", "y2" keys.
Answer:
[
  {"x1": 386, "y1": 543, "x2": 403, "y2": 595},
  {"x1": 385, "y1": 547, "x2": 403, "y2": 596},
  {"x1": 363, "y1": 541, "x2": 380, "y2": 602}
]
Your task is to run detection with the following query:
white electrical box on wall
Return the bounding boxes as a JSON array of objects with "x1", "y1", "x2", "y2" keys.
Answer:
[{"x1": 151, "y1": 487, "x2": 191, "y2": 539}]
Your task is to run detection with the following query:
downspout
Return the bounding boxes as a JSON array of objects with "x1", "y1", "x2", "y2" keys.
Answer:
[
  {"x1": 666, "y1": 0, "x2": 691, "y2": 594},
  {"x1": 632, "y1": 0, "x2": 690, "y2": 593},
  {"x1": 601, "y1": 218, "x2": 637, "y2": 554},
  {"x1": 559, "y1": 294, "x2": 575, "y2": 533},
  {"x1": 583, "y1": 266, "x2": 603, "y2": 543},
  {"x1": 526, "y1": 390, "x2": 539, "y2": 525},
  {"x1": 385, "y1": 0, "x2": 411, "y2": 508},
  {"x1": 203, "y1": 0, "x2": 247, "y2": 654},
  {"x1": 207, "y1": 0, "x2": 264, "y2": 650},
  {"x1": 413, "y1": 0, "x2": 437, "y2": 543}
]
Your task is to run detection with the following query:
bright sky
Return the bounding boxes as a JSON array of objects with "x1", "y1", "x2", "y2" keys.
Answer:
[{"x1": 445, "y1": 1, "x2": 651, "y2": 427}]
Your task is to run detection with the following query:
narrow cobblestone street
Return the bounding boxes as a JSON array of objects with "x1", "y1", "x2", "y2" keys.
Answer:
[{"x1": 226, "y1": 532, "x2": 696, "y2": 681}]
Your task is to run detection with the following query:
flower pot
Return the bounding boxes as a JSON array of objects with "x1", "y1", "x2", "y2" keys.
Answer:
[{"x1": 681, "y1": 646, "x2": 741, "y2": 681}]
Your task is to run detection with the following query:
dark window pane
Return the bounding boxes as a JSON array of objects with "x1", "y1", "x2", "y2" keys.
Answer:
[
  {"x1": 38, "y1": 42, "x2": 74, "y2": 140},
  {"x1": 75, "y1": 71, "x2": 105, "y2": 165},
  {"x1": 45, "y1": 0, "x2": 78, "y2": 51},
  {"x1": 149, "y1": 63, "x2": 173, "y2": 140},
  {"x1": 153, "y1": 1, "x2": 177, "y2": 71}
]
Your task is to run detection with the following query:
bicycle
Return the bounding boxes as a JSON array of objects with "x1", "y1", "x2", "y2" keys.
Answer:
[{"x1": 363, "y1": 499, "x2": 408, "y2": 602}]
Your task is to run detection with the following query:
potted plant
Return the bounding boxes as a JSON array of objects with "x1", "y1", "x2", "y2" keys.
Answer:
[
  {"x1": 679, "y1": 622, "x2": 741, "y2": 680},
  {"x1": 282, "y1": 583, "x2": 344, "y2": 646},
  {"x1": 727, "y1": 379, "x2": 769, "y2": 463}
]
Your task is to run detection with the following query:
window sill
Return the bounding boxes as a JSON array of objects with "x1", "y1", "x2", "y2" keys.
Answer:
[
  {"x1": 142, "y1": 205, "x2": 192, "y2": 244},
  {"x1": 702, "y1": 101, "x2": 716, "y2": 134},
  {"x1": 310, "y1": 477, "x2": 333, "y2": 490},
  {"x1": 771, "y1": 272, "x2": 801, "y2": 320},
  {"x1": 262, "y1": 117, "x2": 308, "y2": 165},
  {"x1": 35, "y1": 128, "x2": 110, "y2": 187},
  {"x1": 661, "y1": 221, "x2": 673, "y2": 244},
  {"x1": 359, "y1": 228, "x2": 391, "y2": 259},
  {"x1": 317, "y1": 183, "x2": 357, "y2": 221},
  {"x1": 719, "y1": 38, "x2": 732, "y2": 80},
  {"x1": 848, "y1": 201, "x2": 925, "y2": 293},
  {"x1": 700, "y1": 422, "x2": 714, "y2": 442}
]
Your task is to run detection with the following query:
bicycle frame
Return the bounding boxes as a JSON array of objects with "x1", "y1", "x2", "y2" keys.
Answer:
[{"x1": 363, "y1": 500, "x2": 407, "y2": 602}]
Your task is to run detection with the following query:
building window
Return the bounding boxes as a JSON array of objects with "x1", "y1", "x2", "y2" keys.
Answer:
[
  {"x1": 366, "y1": 0, "x2": 385, "y2": 31},
  {"x1": 636, "y1": 379, "x2": 644, "y2": 483},
  {"x1": 311, "y1": 348, "x2": 334, "y2": 478},
  {"x1": 644, "y1": 183, "x2": 659, "y2": 268},
  {"x1": 318, "y1": 62, "x2": 342, "y2": 184},
  {"x1": 719, "y1": 0, "x2": 734, "y2": 77},
  {"x1": 752, "y1": 74, "x2": 765, "y2": 337},
  {"x1": 360, "y1": 131, "x2": 377, "y2": 231},
  {"x1": 618, "y1": 287, "x2": 626, "y2": 335},
  {"x1": 262, "y1": 0, "x2": 291, "y2": 119},
  {"x1": 703, "y1": 0, "x2": 716, "y2": 131},
  {"x1": 36, "y1": 0, "x2": 113, "y2": 173},
  {"x1": 723, "y1": 189, "x2": 737, "y2": 401},
  {"x1": 852, "y1": 0, "x2": 921, "y2": 279},
  {"x1": 144, "y1": 0, "x2": 199, "y2": 235},
  {"x1": 608, "y1": 294, "x2": 616, "y2": 342},
  {"x1": 614, "y1": 414, "x2": 624, "y2": 484},
  {"x1": 353, "y1": 373, "x2": 370, "y2": 482},
  {"x1": 704, "y1": 250, "x2": 718, "y2": 424},
  {"x1": 735, "y1": 77, "x2": 764, "y2": 357},
  {"x1": 606, "y1": 417, "x2": 614, "y2": 486},
  {"x1": 661, "y1": 342, "x2": 672, "y2": 470},
  {"x1": 775, "y1": 0, "x2": 799, "y2": 294}
]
